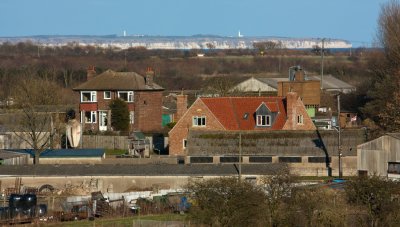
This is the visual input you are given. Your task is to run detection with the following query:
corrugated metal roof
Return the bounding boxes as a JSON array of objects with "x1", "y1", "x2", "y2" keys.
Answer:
[
  {"x1": 73, "y1": 70, "x2": 164, "y2": 91},
  {"x1": 307, "y1": 75, "x2": 355, "y2": 90},
  {"x1": 387, "y1": 133, "x2": 400, "y2": 140},
  {"x1": 254, "y1": 75, "x2": 355, "y2": 91},
  {"x1": 8, "y1": 149, "x2": 105, "y2": 158}
]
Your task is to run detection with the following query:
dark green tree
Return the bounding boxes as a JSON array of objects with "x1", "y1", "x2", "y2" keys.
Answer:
[
  {"x1": 109, "y1": 98, "x2": 130, "y2": 132},
  {"x1": 186, "y1": 177, "x2": 268, "y2": 227}
]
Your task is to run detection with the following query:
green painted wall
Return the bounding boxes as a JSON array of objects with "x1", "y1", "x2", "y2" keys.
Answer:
[
  {"x1": 306, "y1": 107, "x2": 316, "y2": 118},
  {"x1": 162, "y1": 114, "x2": 172, "y2": 126}
]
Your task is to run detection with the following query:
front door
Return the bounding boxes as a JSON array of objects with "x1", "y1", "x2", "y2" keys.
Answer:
[{"x1": 99, "y1": 111, "x2": 108, "y2": 131}]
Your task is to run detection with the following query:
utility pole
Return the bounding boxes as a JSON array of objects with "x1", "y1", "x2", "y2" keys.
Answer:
[
  {"x1": 37, "y1": 43, "x2": 40, "y2": 58},
  {"x1": 320, "y1": 38, "x2": 325, "y2": 90},
  {"x1": 337, "y1": 94, "x2": 343, "y2": 178},
  {"x1": 239, "y1": 132, "x2": 242, "y2": 182}
]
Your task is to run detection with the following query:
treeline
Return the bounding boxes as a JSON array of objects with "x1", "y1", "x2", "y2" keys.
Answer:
[{"x1": 0, "y1": 41, "x2": 371, "y2": 94}]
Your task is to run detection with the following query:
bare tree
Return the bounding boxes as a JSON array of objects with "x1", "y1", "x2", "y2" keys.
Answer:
[
  {"x1": 253, "y1": 41, "x2": 283, "y2": 55},
  {"x1": 11, "y1": 77, "x2": 62, "y2": 164},
  {"x1": 345, "y1": 175, "x2": 400, "y2": 227},
  {"x1": 378, "y1": 0, "x2": 400, "y2": 69},
  {"x1": 362, "y1": 0, "x2": 400, "y2": 132},
  {"x1": 206, "y1": 42, "x2": 216, "y2": 50},
  {"x1": 260, "y1": 166, "x2": 296, "y2": 227}
]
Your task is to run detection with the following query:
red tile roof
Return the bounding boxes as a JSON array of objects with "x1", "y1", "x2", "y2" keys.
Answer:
[{"x1": 201, "y1": 97, "x2": 287, "y2": 130}]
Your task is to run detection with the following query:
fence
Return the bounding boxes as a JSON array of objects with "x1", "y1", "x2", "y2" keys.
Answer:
[{"x1": 82, "y1": 135, "x2": 129, "y2": 150}]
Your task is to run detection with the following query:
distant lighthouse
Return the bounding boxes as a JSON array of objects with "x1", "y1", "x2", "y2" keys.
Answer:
[
  {"x1": 123, "y1": 30, "x2": 126, "y2": 37},
  {"x1": 238, "y1": 30, "x2": 243, "y2": 38}
]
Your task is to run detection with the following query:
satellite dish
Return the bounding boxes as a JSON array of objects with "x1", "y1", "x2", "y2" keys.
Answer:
[{"x1": 66, "y1": 119, "x2": 81, "y2": 148}]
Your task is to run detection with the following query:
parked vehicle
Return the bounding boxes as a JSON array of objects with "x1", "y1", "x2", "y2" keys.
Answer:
[{"x1": 0, "y1": 194, "x2": 47, "y2": 225}]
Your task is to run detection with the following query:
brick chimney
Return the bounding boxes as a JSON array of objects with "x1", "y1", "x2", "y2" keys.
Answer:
[
  {"x1": 294, "y1": 67, "x2": 305, "y2": 82},
  {"x1": 87, "y1": 66, "x2": 96, "y2": 81},
  {"x1": 145, "y1": 67, "x2": 154, "y2": 86},
  {"x1": 175, "y1": 93, "x2": 188, "y2": 122},
  {"x1": 285, "y1": 92, "x2": 298, "y2": 128}
]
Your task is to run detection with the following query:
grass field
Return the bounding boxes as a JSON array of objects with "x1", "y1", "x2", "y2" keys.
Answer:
[
  {"x1": 105, "y1": 149, "x2": 127, "y2": 156},
  {"x1": 40, "y1": 214, "x2": 189, "y2": 227}
]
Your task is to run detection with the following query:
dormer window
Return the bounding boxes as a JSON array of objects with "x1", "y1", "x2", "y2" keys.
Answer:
[
  {"x1": 255, "y1": 102, "x2": 275, "y2": 127},
  {"x1": 257, "y1": 115, "x2": 271, "y2": 126}
]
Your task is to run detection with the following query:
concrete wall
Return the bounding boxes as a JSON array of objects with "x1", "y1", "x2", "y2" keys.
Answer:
[
  {"x1": 38, "y1": 157, "x2": 103, "y2": 164},
  {"x1": 0, "y1": 134, "x2": 10, "y2": 149}
]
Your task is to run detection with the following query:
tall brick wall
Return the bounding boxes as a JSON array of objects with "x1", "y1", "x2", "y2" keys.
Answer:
[
  {"x1": 135, "y1": 91, "x2": 163, "y2": 132},
  {"x1": 278, "y1": 80, "x2": 320, "y2": 106},
  {"x1": 168, "y1": 99, "x2": 225, "y2": 156}
]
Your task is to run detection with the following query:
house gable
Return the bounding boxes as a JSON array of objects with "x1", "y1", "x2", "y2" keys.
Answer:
[
  {"x1": 168, "y1": 98, "x2": 225, "y2": 155},
  {"x1": 283, "y1": 92, "x2": 316, "y2": 130},
  {"x1": 232, "y1": 77, "x2": 277, "y2": 93}
]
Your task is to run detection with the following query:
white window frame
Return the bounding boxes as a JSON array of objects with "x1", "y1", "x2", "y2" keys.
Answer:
[
  {"x1": 129, "y1": 111, "x2": 135, "y2": 124},
  {"x1": 193, "y1": 116, "x2": 206, "y2": 127},
  {"x1": 81, "y1": 91, "x2": 97, "y2": 102},
  {"x1": 183, "y1": 139, "x2": 187, "y2": 148},
  {"x1": 297, "y1": 115, "x2": 304, "y2": 124},
  {"x1": 85, "y1": 111, "x2": 97, "y2": 123},
  {"x1": 118, "y1": 91, "x2": 134, "y2": 102},
  {"x1": 256, "y1": 115, "x2": 271, "y2": 126},
  {"x1": 104, "y1": 91, "x2": 111, "y2": 99}
]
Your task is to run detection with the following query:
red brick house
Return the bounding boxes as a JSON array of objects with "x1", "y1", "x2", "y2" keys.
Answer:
[
  {"x1": 73, "y1": 67, "x2": 164, "y2": 133},
  {"x1": 168, "y1": 92, "x2": 315, "y2": 155}
]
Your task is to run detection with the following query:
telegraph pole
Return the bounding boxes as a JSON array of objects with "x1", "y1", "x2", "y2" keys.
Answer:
[
  {"x1": 337, "y1": 94, "x2": 343, "y2": 178},
  {"x1": 320, "y1": 38, "x2": 325, "y2": 90},
  {"x1": 239, "y1": 132, "x2": 242, "y2": 182}
]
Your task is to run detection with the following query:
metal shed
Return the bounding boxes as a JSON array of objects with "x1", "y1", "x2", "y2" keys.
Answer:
[
  {"x1": 0, "y1": 150, "x2": 30, "y2": 165},
  {"x1": 357, "y1": 133, "x2": 400, "y2": 177}
]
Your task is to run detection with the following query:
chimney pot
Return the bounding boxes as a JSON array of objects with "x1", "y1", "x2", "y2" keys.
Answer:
[
  {"x1": 145, "y1": 67, "x2": 154, "y2": 86},
  {"x1": 87, "y1": 66, "x2": 96, "y2": 81},
  {"x1": 175, "y1": 94, "x2": 188, "y2": 122}
]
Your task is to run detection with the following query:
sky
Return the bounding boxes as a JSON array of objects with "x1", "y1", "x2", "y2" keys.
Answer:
[{"x1": 0, "y1": 0, "x2": 390, "y2": 46}]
